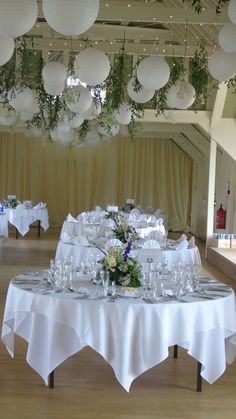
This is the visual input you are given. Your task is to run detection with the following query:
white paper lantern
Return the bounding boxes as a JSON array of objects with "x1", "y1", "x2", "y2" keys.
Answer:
[
  {"x1": 0, "y1": 0, "x2": 38, "y2": 38},
  {"x1": 50, "y1": 127, "x2": 75, "y2": 146},
  {"x1": 218, "y1": 23, "x2": 236, "y2": 53},
  {"x1": 74, "y1": 48, "x2": 110, "y2": 85},
  {"x1": 82, "y1": 101, "x2": 101, "y2": 120},
  {"x1": 208, "y1": 48, "x2": 236, "y2": 81},
  {"x1": 67, "y1": 114, "x2": 84, "y2": 128},
  {"x1": 42, "y1": 0, "x2": 99, "y2": 36},
  {"x1": 30, "y1": 127, "x2": 44, "y2": 138},
  {"x1": 57, "y1": 121, "x2": 71, "y2": 134},
  {"x1": 127, "y1": 77, "x2": 154, "y2": 103},
  {"x1": 42, "y1": 61, "x2": 67, "y2": 85},
  {"x1": 228, "y1": 0, "x2": 236, "y2": 25},
  {"x1": 166, "y1": 81, "x2": 196, "y2": 110},
  {"x1": 8, "y1": 87, "x2": 35, "y2": 112},
  {"x1": 44, "y1": 81, "x2": 65, "y2": 96},
  {"x1": 65, "y1": 86, "x2": 92, "y2": 113},
  {"x1": 114, "y1": 102, "x2": 132, "y2": 125},
  {"x1": 137, "y1": 56, "x2": 170, "y2": 90},
  {"x1": 84, "y1": 129, "x2": 102, "y2": 147},
  {"x1": 97, "y1": 123, "x2": 120, "y2": 137},
  {"x1": 20, "y1": 109, "x2": 36, "y2": 121},
  {"x1": 0, "y1": 36, "x2": 14, "y2": 66}
]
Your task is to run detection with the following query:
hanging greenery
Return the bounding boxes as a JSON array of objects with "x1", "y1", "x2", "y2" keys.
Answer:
[{"x1": 182, "y1": 0, "x2": 229, "y2": 14}]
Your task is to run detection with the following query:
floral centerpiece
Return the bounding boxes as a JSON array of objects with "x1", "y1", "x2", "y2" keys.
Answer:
[
  {"x1": 1, "y1": 198, "x2": 20, "y2": 208},
  {"x1": 112, "y1": 214, "x2": 139, "y2": 243},
  {"x1": 99, "y1": 242, "x2": 141, "y2": 287}
]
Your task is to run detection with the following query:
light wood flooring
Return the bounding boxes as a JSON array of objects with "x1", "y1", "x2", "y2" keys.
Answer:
[{"x1": 1, "y1": 228, "x2": 236, "y2": 419}]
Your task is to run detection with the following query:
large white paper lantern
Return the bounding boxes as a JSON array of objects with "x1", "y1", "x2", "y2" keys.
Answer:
[
  {"x1": 20, "y1": 109, "x2": 36, "y2": 121},
  {"x1": 127, "y1": 77, "x2": 154, "y2": 103},
  {"x1": 208, "y1": 48, "x2": 236, "y2": 81},
  {"x1": 97, "y1": 123, "x2": 120, "y2": 137},
  {"x1": 82, "y1": 101, "x2": 101, "y2": 120},
  {"x1": 44, "y1": 81, "x2": 65, "y2": 96},
  {"x1": 74, "y1": 48, "x2": 110, "y2": 85},
  {"x1": 67, "y1": 114, "x2": 84, "y2": 128},
  {"x1": 8, "y1": 87, "x2": 35, "y2": 112},
  {"x1": 42, "y1": 61, "x2": 67, "y2": 85},
  {"x1": 166, "y1": 81, "x2": 196, "y2": 110},
  {"x1": 0, "y1": 36, "x2": 14, "y2": 66},
  {"x1": 65, "y1": 86, "x2": 92, "y2": 113},
  {"x1": 228, "y1": 0, "x2": 236, "y2": 25},
  {"x1": 219, "y1": 23, "x2": 236, "y2": 53},
  {"x1": 50, "y1": 127, "x2": 75, "y2": 146},
  {"x1": 0, "y1": 0, "x2": 38, "y2": 38},
  {"x1": 42, "y1": 0, "x2": 99, "y2": 36},
  {"x1": 137, "y1": 56, "x2": 170, "y2": 90},
  {"x1": 114, "y1": 102, "x2": 132, "y2": 125},
  {"x1": 84, "y1": 129, "x2": 102, "y2": 147}
]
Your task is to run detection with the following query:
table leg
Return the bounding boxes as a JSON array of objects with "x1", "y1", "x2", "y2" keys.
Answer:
[
  {"x1": 37, "y1": 220, "x2": 41, "y2": 238},
  {"x1": 48, "y1": 370, "x2": 54, "y2": 388},
  {"x1": 196, "y1": 361, "x2": 202, "y2": 392},
  {"x1": 173, "y1": 344, "x2": 178, "y2": 358},
  {"x1": 15, "y1": 228, "x2": 18, "y2": 239}
]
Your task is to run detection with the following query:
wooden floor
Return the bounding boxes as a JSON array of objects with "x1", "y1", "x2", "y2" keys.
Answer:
[{"x1": 1, "y1": 228, "x2": 236, "y2": 419}]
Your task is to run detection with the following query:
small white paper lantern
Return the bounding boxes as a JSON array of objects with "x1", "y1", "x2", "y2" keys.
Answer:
[
  {"x1": 74, "y1": 48, "x2": 111, "y2": 85},
  {"x1": 84, "y1": 129, "x2": 102, "y2": 147},
  {"x1": 50, "y1": 127, "x2": 75, "y2": 146},
  {"x1": 44, "y1": 81, "x2": 65, "y2": 96},
  {"x1": 0, "y1": 112, "x2": 16, "y2": 125},
  {"x1": 219, "y1": 23, "x2": 236, "y2": 53},
  {"x1": 57, "y1": 121, "x2": 71, "y2": 134},
  {"x1": 42, "y1": 61, "x2": 67, "y2": 85},
  {"x1": 30, "y1": 127, "x2": 44, "y2": 138},
  {"x1": 97, "y1": 123, "x2": 120, "y2": 137},
  {"x1": 20, "y1": 109, "x2": 36, "y2": 121},
  {"x1": 114, "y1": 102, "x2": 132, "y2": 125},
  {"x1": 208, "y1": 48, "x2": 236, "y2": 81},
  {"x1": 42, "y1": 0, "x2": 99, "y2": 36},
  {"x1": 65, "y1": 86, "x2": 92, "y2": 113},
  {"x1": 127, "y1": 77, "x2": 155, "y2": 103},
  {"x1": 0, "y1": 0, "x2": 38, "y2": 38},
  {"x1": 166, "y1": 81, "x2": 196, "y2": 110},
  {"x1": 0, "y1": 36, "x2": 14, "y2": 66},
  {"x1": 228, "y1": 0, "x2": 236, "y2": 25},
  {"x1": 82, "y1": 101, "x2": 101, "y2": 120},
  {"x1": 8, "y1": 87, "x2": 35, "y2": 112},
  {"x1": 137, "y1": 56, "x2": 170, "y2": 90}
]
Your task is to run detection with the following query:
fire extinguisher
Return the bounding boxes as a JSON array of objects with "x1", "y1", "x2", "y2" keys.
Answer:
[{"x1": 216, "y1": 204, "x2": 226, "y2": 229}]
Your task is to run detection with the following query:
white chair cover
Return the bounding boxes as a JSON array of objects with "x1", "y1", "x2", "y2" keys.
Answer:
[
  {"x1": 104, "y1": 238, "x2": 123, "y2": 251},
  {"x1": 142, "y1": 239, "x2": 161, "y2": 249}
]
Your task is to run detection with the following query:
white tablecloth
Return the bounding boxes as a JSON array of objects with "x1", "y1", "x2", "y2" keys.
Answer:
[
  {"x1": 55, "y1": 241, "x2": 202, "y2": 270},
  {"x1": 0, "y1": 213, "x2": 8, "y2": 238},
  {"x1": 4, "y1": 208, "x2": 49, "y2": 236},
  {"x1": 2, "y1": 274, "x2": 236, "y2": 392}
]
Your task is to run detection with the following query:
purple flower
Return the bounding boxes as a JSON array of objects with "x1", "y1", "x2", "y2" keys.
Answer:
[{"x1": 123, "y1": 240, "x2": 132, "y2": 262}]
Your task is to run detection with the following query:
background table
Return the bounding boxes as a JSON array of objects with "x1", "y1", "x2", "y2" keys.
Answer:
[
  {"x1": 4, "y1": 208, "x2": 49, "y2": 237},
  {"x1": 2, "y1": 273, "x2": 236, "y2": 392},
  {"x1": 0, "y1": 213, "x2": 8, "y2": 238}
]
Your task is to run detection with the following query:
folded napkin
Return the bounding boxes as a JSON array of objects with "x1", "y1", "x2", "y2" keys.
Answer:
[
  {"x1": 176, "y1": 234, "x2": 187, "y2": 243},
  {"x1": 105, "y1": 238, "x2": 123, "y2": 251},
  {"x1": 73, "y1": 235, "x2": 89, "y2": 246},
  {"x1": 33, "y1": 202, "x2": 46, "y2": 209},
  {"x1": 142, "y1": 239, "x2": 161, "y2": 249},
  {"x1": 15, "y1": 203, "x2": 26, "y2": 210},
  {"x1": 174, "y1": 239, "x2": 188, "y2": 250},
  {"x1": 66, "y1": 213, "x2": 78, "y2": 223},
  {"x1": 61, "y1": 231, "x2": 73, "y2": 243},
  {"x1": 188, "y1": 236, "x2": 195, "y2": 248}
]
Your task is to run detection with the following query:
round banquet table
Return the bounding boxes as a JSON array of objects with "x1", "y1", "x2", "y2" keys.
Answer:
[
  {"x1": 2, "y1": 272, "x2": 236, "y2": 392},
  {"x1": 55, "y1": 240, "x2": 202, "y2": 271},
  {"x1": 4, "y1": 208, "x2": 49, "y2": 236},
  {"x1": 0, "y1": 213, "x2": 8, "y2": 238}
]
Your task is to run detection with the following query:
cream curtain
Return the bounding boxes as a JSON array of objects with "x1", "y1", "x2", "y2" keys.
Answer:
[{"x1": 0, "y1": 133, "x2": 192, "y2": 229}]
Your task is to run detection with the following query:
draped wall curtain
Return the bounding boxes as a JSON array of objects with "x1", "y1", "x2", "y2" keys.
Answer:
[{"x1": 0, "y1": 133, "x2": 192, "y2": 230}]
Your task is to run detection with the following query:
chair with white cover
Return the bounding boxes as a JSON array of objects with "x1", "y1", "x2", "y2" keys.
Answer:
[
  {"x1": 142, "y1": 239, "x2": 161, "y2": 249},
  {"x1": 104, "y1": 238, "x2": 123, "y2": 251},
  {"x1": 98, "y1": 218, "x2": 115, "y2": 237},
  {"x1": 146, "y1": 214, "x2": 156, "y2": 226}
]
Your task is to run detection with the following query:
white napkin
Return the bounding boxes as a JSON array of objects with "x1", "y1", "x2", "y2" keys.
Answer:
[
  {"x1": 61, "y1": 231, "x2": 73, "y2": 243},
  {"x1": 66, "y1": 213, "x2": 78, "y2": 223},
  {"x1": 105, "y1": 238, "x2": 123, "y2": 251},
  {"x1": 142, "y1": 239, "x2": 161, "y2": 249},
  {"x1": 188, "y1": 236, "x2": 195, "y2": 248},
  {"x1": 73, "y1": 236, "x2": 89, "y2": 246},
  {"x1": 174, "y1": 239, "x2": 188, "y2": 250},
  {"x1": 176, "y1": 234, "x2": 187, "y2": 243},
  {"x1": 16, "y1": 203, "x2": 26, "y2": 210},
  {"x1": 33, "y1": 202, "x2": 46, "y2": 209}
]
